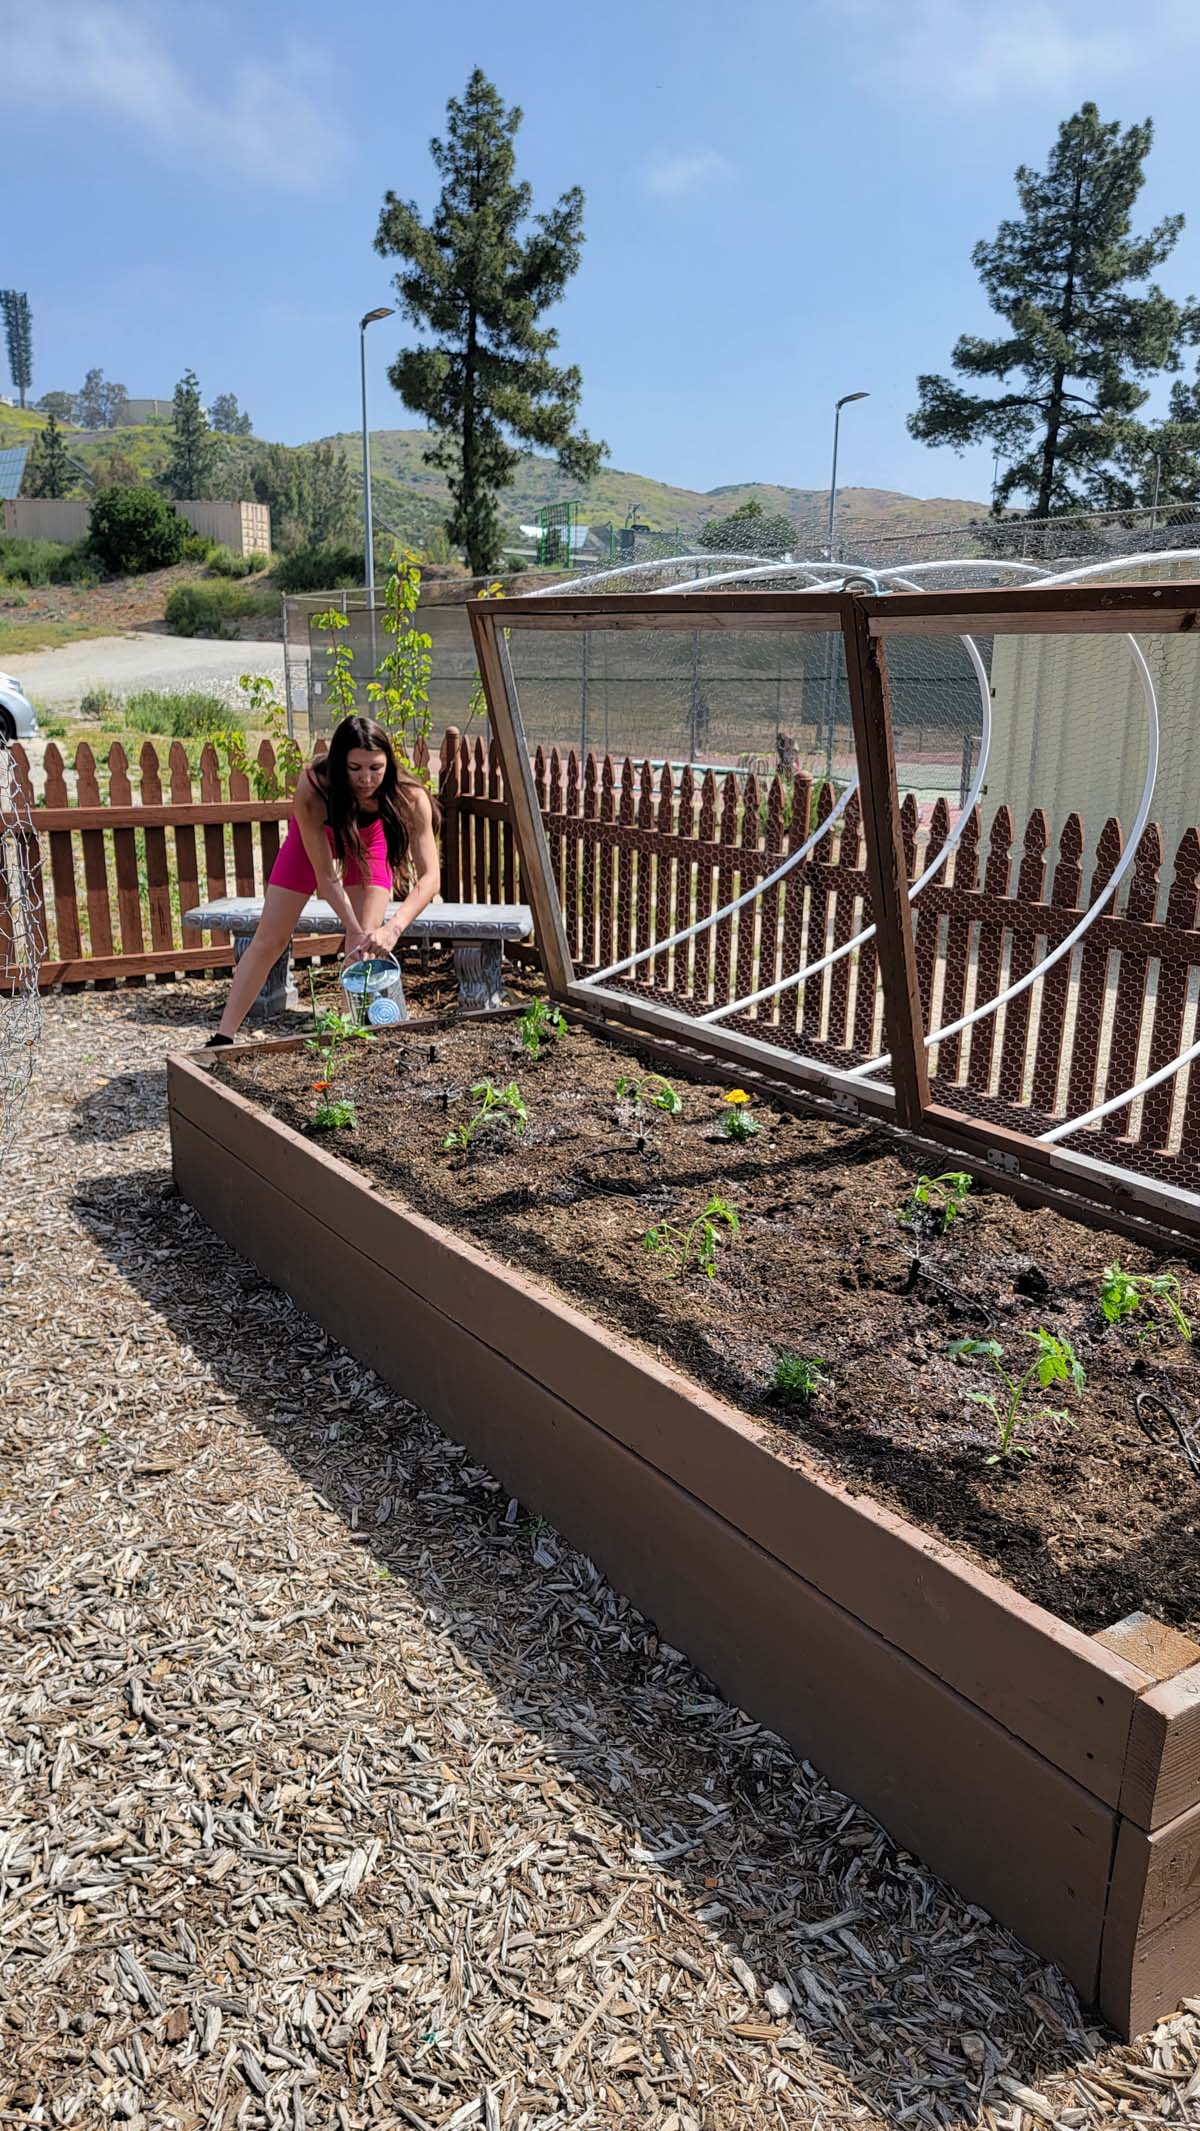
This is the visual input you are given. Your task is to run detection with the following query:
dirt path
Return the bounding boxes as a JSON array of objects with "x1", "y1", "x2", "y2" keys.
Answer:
[
  {"x1": 17, "y1": 632, "x2": 286, "y2": 710},
  {"x1": 0, "y1": 983, "x2": 1195, "y2": 2127}
]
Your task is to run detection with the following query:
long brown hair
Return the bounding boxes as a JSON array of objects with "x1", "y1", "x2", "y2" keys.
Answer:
[{"x1": 311, "y1": 716, "x2": 440, "y2": 879}]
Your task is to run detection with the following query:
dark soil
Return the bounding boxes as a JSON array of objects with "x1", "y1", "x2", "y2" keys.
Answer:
[{"x1": 218, "y1": 1006, "x2": 1200, "y2": 1642}]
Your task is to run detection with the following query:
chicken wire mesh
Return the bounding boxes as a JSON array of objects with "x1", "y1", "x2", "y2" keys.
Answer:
[{"x1": 0, "y1": 743, "x2": 44, "y2": 1174}]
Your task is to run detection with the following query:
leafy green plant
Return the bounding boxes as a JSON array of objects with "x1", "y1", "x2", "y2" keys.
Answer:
[
  {"x1": 902, "y1": 1170, "x2": 973, "y2": 1235},
  {"x1": 88, "y1": 485, "x2": 186, "y2": 574},
  {"x1": 165, "y1": 581, "x2": 261, "y2": 638},
  {"x1": 218, "y1": 672, "x2": 304, "y2": 799},
  {"x1": 311, "y1": 1099, "x2": 357, "y2": 1132},
  {"x1": 770, "y1": 1353, "x2": 830, "y2": 1406},
  {"x1": 518, "y1": 996, "x2": 565, "y2": 1061},
  {"x1": 312, "y1": 606, "x2": 360, "y2": 715},
  {"x1": 615, "y1": 1072, "x2": 683, "y2": 1116},
  {"x1": 950, "y1": 1329, "x2": 1085, "y2": 1462},
  {"x1": 442, "y1": 1078, "x2": 528, "y2": 1152},
  {"x1": 1099, "y1": 1262, "x2": 1192, "y2": 1344},
  {"x1": 79, "y1": 684, "x2": 122, "y2": 722},
  {"x1": 272, "y1": 542, "x2": 363, "y2": 593},
  {"x1": 643, "y1": 1195, "x2": 740, "y2": 1281},
  {"x1": 719, "y1": 1089, "x2": 760, "y2": 1141},
  {"x1": 0, "y1": 534, "x2": 93, "y2": 586},
  {"x1": 207, "y1": 544, "x2": 267, "y2": 580},
  {"x1": 365, "y1": 547, "x2": 435, "y2": 776},
  {"x1": 124, "y1": 689, "x2": 234, "y2": 738}
]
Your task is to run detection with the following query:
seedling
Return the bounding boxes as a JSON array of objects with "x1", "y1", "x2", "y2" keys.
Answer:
[
  {"x1": 643, "y1": 1195, "x2": 740, "y2": 1281},
  {"x1": 950, "y1": 1329, "x2": 1085, "y2": 1462},
  {"x1": 442, "y1": 1078, "x2": 528, "y2": 1153},
  {"x1": 770, "y1": 1354, "x2": 830, "y2": 1407},
  {"x1": 615, "y1": 1073, "x2": 683, "y2": 1116},
  {"x1": 518, "y1": 996, "x2": 565, "y2": 1062},
  {"x1": 720, "y1": 1089, "x2": 760, "y2": 1142},
  {"x1": 1099, "y1": 1262, "x2": 1192, "y2": 1344},
  {"x1": 902, "y1": 1170, "x2": 972, "y2": 1235},
  {"x1": 311, "y1": 1099, "x2": 357, "y2": 1133}
]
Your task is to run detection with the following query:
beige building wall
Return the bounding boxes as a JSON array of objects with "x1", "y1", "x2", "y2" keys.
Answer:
[
  {"x1": 4, "y1": 496, "x2": 271, "y2": 556},
  {"x1": 987, "y1": 631, "x2": 1200, "y2": 890}
]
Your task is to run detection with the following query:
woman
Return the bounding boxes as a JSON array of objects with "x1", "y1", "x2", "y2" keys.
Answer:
[{"x1": 207, "y1": 714, "x2": 440, "y2": 1045}]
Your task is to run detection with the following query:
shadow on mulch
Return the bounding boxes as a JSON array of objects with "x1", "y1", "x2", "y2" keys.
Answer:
[{"x1": 73, "y1": 1161, "x2": 1122, "y2": 2124}]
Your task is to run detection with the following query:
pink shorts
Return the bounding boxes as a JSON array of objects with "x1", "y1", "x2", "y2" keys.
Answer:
[{"x1": 269, "y1": 817, "x2": 393, "y2": 896}]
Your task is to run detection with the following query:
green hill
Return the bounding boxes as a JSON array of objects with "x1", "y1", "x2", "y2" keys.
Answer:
[
  {"x1": 325, "y1": 427, "x2": 988, "y2": 547},
  {"x1": 0, "y1": 406, "x2": 987, "y2": 553}
]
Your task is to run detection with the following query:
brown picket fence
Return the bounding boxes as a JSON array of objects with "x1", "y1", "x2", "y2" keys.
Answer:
[{"x1": 6, "y1": 723, "x2": 1200, "y2": 1183}]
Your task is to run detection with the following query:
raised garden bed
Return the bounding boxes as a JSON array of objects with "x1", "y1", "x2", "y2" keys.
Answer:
[{"x1": 169, "y1": 1012, "x2": 1200, "y2": 2038}]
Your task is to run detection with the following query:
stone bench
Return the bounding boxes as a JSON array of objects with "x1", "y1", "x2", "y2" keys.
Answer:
[{"x1": 183, "y1": 897, "x2": 533, "y2": 1020}]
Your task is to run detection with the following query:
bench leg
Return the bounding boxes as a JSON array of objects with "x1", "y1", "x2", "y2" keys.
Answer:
[
  {"x1": 453, "y1": 940, "x2": 507, "y2": 1013},
  {"x1": 237, "y1": 935, "x2": 299, "y2": 1022}
]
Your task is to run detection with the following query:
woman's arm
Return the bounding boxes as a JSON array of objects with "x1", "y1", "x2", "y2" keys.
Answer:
[
  {"x1": 376, "y1": 788, "x2": 441, "y2": 952},
  {"x1": 293, "y1": 768, "x2": 367, "y2": 949}
]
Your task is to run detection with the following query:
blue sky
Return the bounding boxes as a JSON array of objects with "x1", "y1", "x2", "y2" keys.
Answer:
[{"x1": 7, "y1": 0, "x2": 1200, "y2": 510}]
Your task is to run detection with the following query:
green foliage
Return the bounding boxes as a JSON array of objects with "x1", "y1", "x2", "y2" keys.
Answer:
[
  {"x1": 770, "y1": 1353, "x2": 831, "y2": 1406},
  {"x1": 909, "y1": 103, "x2": 1195, "y2": 516},
  {"x1": 36, "y1": 391, "x2": 74, "y2": 423},
  {"x1": 165, "y1": 580, "x2": 260, "y2": 638},
  {"x1": 206, "y1": 544, "x2": 264, "y2": 579},
  {"x1": 615, "y1": 1072, "x2": 683, "y2": 1116},
  {"x1": 518, "y1": 996, "x2": 565, "y2": 1060},
  {"x1": 79, "y1": 684, "x2": 122, "y2": 722},
  {"x1": 163, "y1": 369, "x2": 214, "y2": 500},
  {"x1": 0, "y1": 535, "x2": 91, "y2": 587},
  {"x1": 272, "y1": 541, "x2": 363, "y2": 592},
  {"x1": 950, "y1": 1329, "x2": 1085, "y2": 1462},
  {"x1": 442, "y1": 1077, "x2": 528, "y2": 1152},
  {"x1": 719, "y1": 1094, "x2": 760, "y2": 1142},
  {"x1": 901, "y1": 1169, "x2": 973, "y2": 1236},
  {"x1": 219, "y1": 673, "x2": 304, "y2": 798},
  {"x1": 311, "y1": 1099, "x2": 358, "y2": 1132},
  {"x1": 365, "y1": 547, "x2": 434, "y2": 771},
  {"x1": 643, "y1": 1195, "x2": 739, "y2": 1281},
  {"x1": 75, "y1": 369, "x2": 128, "y2": 428},
  {"x1": 374, "y1": 67, "x2": 605, "y2": 573},
  {"x1": 88, "y1": 485, "x2": 186, "y2": 574},
  {"x1": 1099, "y1": 1263, "x2": 1192, "y2": 1343},
  {"x1": 124, "y1": 689, "x2": 234, "y2": 738},
  {"x1": 699, "y1": 497, "x2": 797, "y2": 556},
  {"x1": 306, "y1": 981, "x2": 376, "y2": 1124},
  {"x1": 210, "y1": 392, "x2": 253, "y2": 436},
  {"x1": 24, "y1": 411, "x2": 74, "y2": 499},
  {"x1": 237, "y1": 441, "x2": 355, "y2": 551},
  {"x1": 1, "y1": 291, "x2": 32, "y2": 407},
  {"x1": 311, "y1": 607, "x2": 359, "y2": 713}
]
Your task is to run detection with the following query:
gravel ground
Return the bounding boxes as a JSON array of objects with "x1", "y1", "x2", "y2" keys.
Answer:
[
  {"x1": 1, "y1": 983, "x2": 1198, "y2": 2130},
  {"x1": 18, "y1": 634, "x2": 286, "y2": 711}
]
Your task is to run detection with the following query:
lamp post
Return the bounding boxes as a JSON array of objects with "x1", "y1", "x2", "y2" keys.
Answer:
[
  {"x1": 359, "y1": 306, "x2": 394, "y2": 670},
  {"x1": 822, "y1": 390, "x2": 869, "y2": 780},
  {"x1": 825, "y1": 389, "x2": 869, "y2": 562},
  {"x1": 1151, "y1": 452, "x2": 1163, "y2": 532}
]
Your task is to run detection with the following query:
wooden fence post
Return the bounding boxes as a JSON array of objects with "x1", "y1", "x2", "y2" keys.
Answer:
[
  {"x1": 439, "y1": 727, "x2": 461, "y2": 902},
  {"x1": 839, "y1": 594, "x2": 930, "y2": 1131}
]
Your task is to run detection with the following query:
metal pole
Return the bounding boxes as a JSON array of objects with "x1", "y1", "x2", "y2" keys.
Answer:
[
  {"x1": 360, "y1": 325, "x2": 376, "y2": 679},
  {"x1": 821, "y1": 391, "x2": 868, "y2": 775},
  {"x1": 826, "y1": 403, "x2": 842, "y2": 565},
  {"x1": 1151, "y1": 454, "x2": 1162, "y2": 531}
]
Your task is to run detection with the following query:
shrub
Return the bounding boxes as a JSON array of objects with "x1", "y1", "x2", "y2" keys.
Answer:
[
  {"x1": 180, "y1": 532, "x2": 215, "y2": 562},
  {"x1": 124, "y1": 689, "x2": 237, "y2": 738},
  {"x1": 164, "y1": 581, "x2": 259, "y2": 638},
  {"x1": 88, "y1": 486, "x2": 187, "y2": 574},
  {"x1": 273, "y1": 542, "x2": 363, "y2": 593},
  {"x1": 0, "y1": 535, "x2": 94, "y2": 587},
  {"x1": 40, "y1": 715, "x2": 67, "y2": 739},
  {"x1": 206, "y1": 544, "x2": 267, "y2": 580},
  {"x1": 79, "y1": 684, "x2": 123, "y2": 722}
]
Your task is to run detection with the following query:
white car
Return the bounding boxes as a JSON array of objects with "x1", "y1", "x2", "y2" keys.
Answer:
[{"x1": 0, "y1": 670, "x2": 39, "y2": 744}]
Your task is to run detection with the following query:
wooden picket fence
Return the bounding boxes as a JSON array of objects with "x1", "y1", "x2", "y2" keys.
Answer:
[{"x1": 6, "y1": 725, "x2": 1200, "y2": 1178}]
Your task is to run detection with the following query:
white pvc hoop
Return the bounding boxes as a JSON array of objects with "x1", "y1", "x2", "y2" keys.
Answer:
[{"x1": 1039, "y1": 1032, "x2": 1200, "y2": 1146}]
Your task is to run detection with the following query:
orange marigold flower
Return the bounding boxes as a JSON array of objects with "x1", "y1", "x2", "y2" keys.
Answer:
[{"x1": 312, "y1": 1080, "x2": 330, "y2": 1092}]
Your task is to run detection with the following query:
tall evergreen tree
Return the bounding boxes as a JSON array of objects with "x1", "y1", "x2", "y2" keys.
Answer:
[
  {"x1": 1, "y1": 291, "x2": 33, "y2": 408},
  {"x1": 164, "y1": 370, "x2": 214, "y2": 499},
  {"x1": 909, "y1": 104, "x2": 1196, "y2": 517},
  {"x1": 25, "y1": 410, "x2": 72, "y2": 498},
  {"x1": 374, "y1": 68, "x2": 605, "y2": 574},
  {"x1": 210, "y1": 391, "x2": 253, "y2": 436}
]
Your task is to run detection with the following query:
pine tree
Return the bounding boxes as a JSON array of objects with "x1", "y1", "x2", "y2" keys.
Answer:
[
  {"x1": 1, "y1": 291, "x2": 33, "y2": 408},
  {"x1": 25, "y1": 410, "x2": 72, "y2": 498},
  {"x1": 164, "y1": 370, "x2": 214, "y2": 499},
  {"x1": 210, "y1": 392, "x2": 253, "y2": 436},
  {"x1": 374, "y1": 68, "x2": 605, "y2": 574},
  {"x1": 909, "y1": 104, "x2": 1196, "y2": 517}
]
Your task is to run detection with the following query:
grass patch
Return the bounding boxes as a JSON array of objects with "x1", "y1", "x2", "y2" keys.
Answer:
[{"x1": 0, "y1": 618, "x2": 115, "y2": 656}]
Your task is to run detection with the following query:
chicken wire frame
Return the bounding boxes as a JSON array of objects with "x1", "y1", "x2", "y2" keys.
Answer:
[{"x1": 469, "y1": 581, "x2": 1200, "y2": 1253}]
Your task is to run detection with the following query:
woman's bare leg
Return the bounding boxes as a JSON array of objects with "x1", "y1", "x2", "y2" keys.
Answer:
[
  {"x1": 345, "y1": 883, "x2": 391, "y2": 948},
  {"x1": 215, "y1": 886, "x2": 308, "y2": 1037}
]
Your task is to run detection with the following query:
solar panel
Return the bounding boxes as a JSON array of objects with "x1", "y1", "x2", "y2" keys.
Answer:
[{"x1": 0, "y1": 446, "x2": 28, "y2": 500}]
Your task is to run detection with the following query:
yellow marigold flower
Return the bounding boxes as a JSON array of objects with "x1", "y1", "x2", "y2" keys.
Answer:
[{"x1": 724, "y1": 1088, "x2": 751, "y2": 1106}]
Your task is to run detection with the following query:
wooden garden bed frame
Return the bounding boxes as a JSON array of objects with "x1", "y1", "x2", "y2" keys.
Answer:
[{"x1": 169, "y1": 1040, "x2": 1200, "y2": 2039}]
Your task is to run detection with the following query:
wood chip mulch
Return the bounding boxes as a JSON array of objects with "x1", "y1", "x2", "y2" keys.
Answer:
[{"x1": 2, "y1": 981, "x2": 1198, "y2": 2130}]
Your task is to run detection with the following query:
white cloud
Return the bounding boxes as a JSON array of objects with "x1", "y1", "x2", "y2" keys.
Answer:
[
  {"x1": 644, "y1": 149, "x2": 733, "y2": 198},
  {"x1": 835, "y1": 0, "x2": 1146, "y2": 102},
  {"x1": 2, "y1": 0, "x2": 344, "y2": 190}
]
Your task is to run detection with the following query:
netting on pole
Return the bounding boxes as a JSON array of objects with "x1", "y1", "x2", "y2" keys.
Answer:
[{"x1": 0, "y1": 743, "x2": 44, "y2": 1174}]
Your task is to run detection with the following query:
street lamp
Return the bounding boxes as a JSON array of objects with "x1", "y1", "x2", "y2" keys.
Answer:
[
  {"x1": 1151, "y1": 451, "x2": 1163, "y2": 532},
  {"x1": 825, "y1": 390, "x2": 869, "y2": 562},
  {"x1": 359, "y1": 306, "x2": 394, "y2": 663}
]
